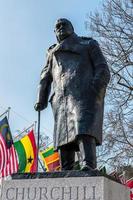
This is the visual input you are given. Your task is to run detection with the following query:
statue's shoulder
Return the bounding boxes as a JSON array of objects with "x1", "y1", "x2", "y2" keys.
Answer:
[
  {"x1": 79, "y1": 37, "x2": 98, "y2": 46},
  {"x1": 46, "y1": 44, "x2": 57, "y2": 58},
  {"x1": 81, "y1": 36, "x2": 92, "y2": 40},
  {"x1": 79, "y1": 36, "x2": 92, "y2": 44}
]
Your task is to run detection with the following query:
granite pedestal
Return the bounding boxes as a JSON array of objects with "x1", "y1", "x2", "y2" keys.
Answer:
[{"x1": 0, "y1": 171, "x2": 130, "y2": 200}]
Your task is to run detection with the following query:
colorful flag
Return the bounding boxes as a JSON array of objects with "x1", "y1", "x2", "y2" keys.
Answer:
[
  {"x1": 14, "y1": 129, "x2": 37, "y2": 173},
  {"x1": 40, "y1": 146, "x2": 60, "y2": 172},
  {"x1": 0, "y1": 117, "x2": 18, "y2": 177},
  {"x1": 126, "y1": 178, "x2": 133, "y2": 200}
]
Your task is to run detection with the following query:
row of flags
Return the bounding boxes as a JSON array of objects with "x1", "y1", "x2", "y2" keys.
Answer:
[{"x1": 0, "y1": 116, "x2": 60, "y2": 178}]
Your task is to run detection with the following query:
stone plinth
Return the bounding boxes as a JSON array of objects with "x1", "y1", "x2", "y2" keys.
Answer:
[{"x1": 0, "y1": 172, "x2": 130, "y2": 200}]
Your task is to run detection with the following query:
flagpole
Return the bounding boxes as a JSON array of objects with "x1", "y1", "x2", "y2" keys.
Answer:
[
  {"x1": 39, "y1": 158, "x2": 46, "y2": 172},
  {"x1": 37, "y1": 111, "x2": 41, "y2": 172},
  {"x1": 7, "y1": 107, "x2": 11, "y2": 121},
  {"x1": 0, "y1": 107, "x2": 10, "y2": 119},
  {"x1": 14, "y1": 123, "x2": 35, "y2": 140}
]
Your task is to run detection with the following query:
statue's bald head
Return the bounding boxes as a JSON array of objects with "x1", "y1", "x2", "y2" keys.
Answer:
[{"x1": 54, "y1": 18, "x2": 74, "y2": 42}]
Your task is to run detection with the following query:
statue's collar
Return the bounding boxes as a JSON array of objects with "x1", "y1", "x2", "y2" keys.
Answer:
[
  {"x1": 53, "y1": 33, "x2": 80, "y2": 53},
  {"x1": 57, "y1": 33, "x2": 79, "y2": 45}
]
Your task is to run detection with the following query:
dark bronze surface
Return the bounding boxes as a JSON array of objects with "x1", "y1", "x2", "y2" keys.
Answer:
[{"x1": 35, "y1": 18, "x2": 110, "y2": 170}]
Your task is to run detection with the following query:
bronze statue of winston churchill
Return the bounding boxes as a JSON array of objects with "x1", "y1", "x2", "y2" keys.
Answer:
[{"x1": 35, "y1": 18, "x2": 110, "y2": 171}]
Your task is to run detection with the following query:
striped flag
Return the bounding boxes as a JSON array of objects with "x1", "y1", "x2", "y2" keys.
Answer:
[
  {"x1": 0, "y1": 134, "x2": 6, "y2": 174},
  {"x1": 40, "y1": 146, "x2": 60, "y2": 172},
  {"x1": 0, "y1": 117, "x2": 18, "y2": 177},
  {"x1": 14, "y1": 129, "x2": 37, "y2": 173}
]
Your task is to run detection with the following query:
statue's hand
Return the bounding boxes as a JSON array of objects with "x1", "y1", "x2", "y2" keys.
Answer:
[{"x1": 34, "y1": 103, "x2": 44, "y2": 111}]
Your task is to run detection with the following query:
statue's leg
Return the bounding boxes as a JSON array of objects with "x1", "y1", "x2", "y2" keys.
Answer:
[
  {"x1": 59, "y1": 145, "x2": 75, "y2": 170},
  {"x1": 78, "y1": 135, "x2": 96, "y2": 170}
]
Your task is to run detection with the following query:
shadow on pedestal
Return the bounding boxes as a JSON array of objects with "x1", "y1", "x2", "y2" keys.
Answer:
[{"x1": 12, "y1": 170, "x2": 121, "y2": 184}]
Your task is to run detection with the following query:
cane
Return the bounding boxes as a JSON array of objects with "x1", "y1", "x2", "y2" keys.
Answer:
[{"x1": 37, "y1": 110, "x2": 41, "y2": 172}]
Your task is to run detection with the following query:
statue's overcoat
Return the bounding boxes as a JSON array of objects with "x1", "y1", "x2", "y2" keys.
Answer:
[{"x1": 37, "y1": 34, "x2": 110, "y2": 149}]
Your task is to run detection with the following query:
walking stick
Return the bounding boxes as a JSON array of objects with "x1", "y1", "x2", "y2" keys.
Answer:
[{"x1": 37, "y1": 111, "x2": 41, "y2": 172}]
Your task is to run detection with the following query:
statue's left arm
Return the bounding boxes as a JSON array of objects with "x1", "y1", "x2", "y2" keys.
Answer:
[
  {"x1": 35, "y1": 52, "x2": 53, "y2": 111},
  {"x1": 88, "y1": 39, "x2": 110, "y2": 91}
]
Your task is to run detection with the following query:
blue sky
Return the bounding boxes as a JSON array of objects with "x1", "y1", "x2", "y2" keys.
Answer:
[{"x1": 0, "y1": 0, "x2": 101, "y2": 141}]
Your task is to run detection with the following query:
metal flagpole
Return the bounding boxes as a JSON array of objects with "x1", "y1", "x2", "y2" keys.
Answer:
[
  {"x1": 39, "y1": 158, "x2": 46, "y2": 172},
  {"x1": 7, "y1": 107, "x2": 11, "y2": 121},
  {"x1": 14, "y1": 123, "x2": 35, "y2": 140},
  {"x1": 37, "y1": 111, "x2": 41, "y2": 172},
  {"x1": 0, "y1": 107, "x2": 11, "y2": 119},
  {"x1": 0, "y1": 110, "x2": 7, "y2": 118}
]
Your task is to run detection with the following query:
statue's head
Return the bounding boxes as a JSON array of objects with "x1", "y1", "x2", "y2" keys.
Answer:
[{"x1": 54, "y1": 18, "x2": 74, "y2": 42}]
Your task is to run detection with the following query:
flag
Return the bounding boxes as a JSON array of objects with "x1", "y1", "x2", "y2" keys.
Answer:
[
  {"x1": 14, "y1": 129, "x2": 37, "y2": 173},
  {"x1": 126, "y1": 178, "x2": 133, "y2": 200},
  {"x1": 40, "y1": 146, "x2": 60, "y2": 172},
  {"x1": 0, "y1": 117, "x2": 18, "y2": 177}
]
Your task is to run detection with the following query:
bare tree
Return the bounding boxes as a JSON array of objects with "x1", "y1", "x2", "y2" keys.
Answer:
[{"x1": 86, "y1": 0, "x2": 133, "y2": 170}]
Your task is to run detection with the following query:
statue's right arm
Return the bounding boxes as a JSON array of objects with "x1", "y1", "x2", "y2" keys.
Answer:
[
  {"x1": 88, "y1": 39, "x2": 110, "y2": 91},
  {"x1": 35, "y1": 54, "x2": 53, "y2": 111}
]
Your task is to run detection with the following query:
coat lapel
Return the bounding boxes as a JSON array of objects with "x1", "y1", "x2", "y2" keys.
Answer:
[{"x1": 53, "y1": 34, "x2": 82, "y2": 55}]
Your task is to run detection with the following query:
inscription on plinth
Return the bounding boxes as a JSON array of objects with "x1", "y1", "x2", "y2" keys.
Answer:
[
  {"x1": 5, "y1": 185, "x2": 99, "y2": 200},
  {"x1": 1, "y1": 176, "x2": 130, "y2": 200}
]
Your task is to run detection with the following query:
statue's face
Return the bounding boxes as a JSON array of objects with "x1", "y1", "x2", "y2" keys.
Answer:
[{"x1": 54, "y1": 19, "x2": 74, "y2": 42}]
